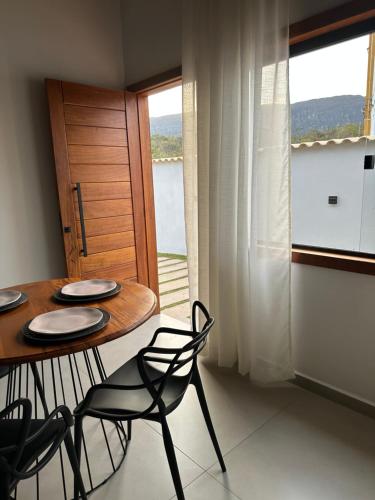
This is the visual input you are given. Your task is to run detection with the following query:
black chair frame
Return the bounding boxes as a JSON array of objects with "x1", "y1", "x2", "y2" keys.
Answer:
[
  {"x1": 0, "y1": 398, "x2": 87, "y2": 500},
  {"x1": 74, "y1": 301, "x2": 226, "y2": 500}
]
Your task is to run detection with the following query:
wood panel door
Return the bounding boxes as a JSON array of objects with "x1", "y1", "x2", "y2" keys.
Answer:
[{"x1": 46, "y1": 80, "x2": 158, "y2": 305}]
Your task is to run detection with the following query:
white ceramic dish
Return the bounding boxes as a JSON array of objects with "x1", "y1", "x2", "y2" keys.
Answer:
[
  {"x1": 0, "y1": 290, "x2": 22, "y2": 308},
  {"x1": 61, "y1": 279, "x2": 117, "y2": 297},
  {"x1": 28, "y1": 307, "x2": 103, "y2": 335}
]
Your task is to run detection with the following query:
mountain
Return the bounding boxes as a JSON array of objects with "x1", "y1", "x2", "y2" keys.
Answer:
[
  {"x1": 150, "y1": 95, "x2": 365, "y2": 139},
  {"x1": 150, "y1": 113, "x2": 182, "y2": 137},
  {"x1": 291, "y1": 95, "x2": 364, "y2": 136}
]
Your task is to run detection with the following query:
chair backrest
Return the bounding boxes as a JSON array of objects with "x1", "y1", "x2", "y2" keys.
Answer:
[
  {"x1": 136, "y1": 300, "x2": 214, "y2": 412},
  {"x1": 0, "y1": 398, "x2": 70, "y2": 485},
  {"x1": 0, "y1": 398, "x2": 32, "y2": 476}
]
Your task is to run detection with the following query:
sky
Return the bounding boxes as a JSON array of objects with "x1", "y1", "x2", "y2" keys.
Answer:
[
  {"x1": 148, "y1": 34, "x2": 370, "y2": 116},
  {"x1": 289, "y1": 34, "x2": 369, "y2": 103},
  {"x1": 148, "y1": 85, "x2": 182, "y2": 117}
]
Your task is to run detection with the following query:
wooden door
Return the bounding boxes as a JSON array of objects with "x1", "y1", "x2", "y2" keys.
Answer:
[{"x1": 46, "y1": 80, "x2": 159, "y2": 305}]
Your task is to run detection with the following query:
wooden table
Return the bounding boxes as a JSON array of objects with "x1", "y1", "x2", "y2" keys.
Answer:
[
  {"x1": 0, "y1": 278, "x2": 156, "y2": 498},
  {"x1": 0, "y1": 278, "x2": 157, "y2": 365}
]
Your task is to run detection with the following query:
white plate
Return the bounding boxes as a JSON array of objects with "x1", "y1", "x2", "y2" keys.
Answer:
[
  {"x1": 28, "y1": 307, "x2": 103, "y2": 335},
  {"x1": 0, "y1": 290, "x2": 22, "y2": 308},
  {"x1": 61, "y1": 279, "x2": 117, "y2": 297}
]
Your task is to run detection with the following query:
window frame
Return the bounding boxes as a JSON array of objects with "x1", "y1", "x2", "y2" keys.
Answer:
[
  {"x1": 290, "y1": 0, "x2": 375, "y2": 275},
  {"x1": 128, "y1": 1, "x2": 375, "y2": 275}
]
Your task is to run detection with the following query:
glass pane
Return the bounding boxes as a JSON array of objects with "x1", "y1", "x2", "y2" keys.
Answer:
[{"x1": 290, "y1": 34, "x2": 373, "y2": 253}]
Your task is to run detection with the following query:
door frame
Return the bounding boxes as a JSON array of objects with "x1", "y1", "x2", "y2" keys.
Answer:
[{"x1": 130, "y1": 77, "x2": 183, "y2": 311}]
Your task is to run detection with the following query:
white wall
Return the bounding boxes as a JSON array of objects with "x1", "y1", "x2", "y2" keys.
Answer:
[
  {"x1": 292, "y1": 263, "x2": 375, "y2": 405},
  {"x1": 121, "y1": 0, "x2": 348, "y2": 85},
  {"x1": 121, "y1": 0, "x2": 182, "y2": 86},
  {"x1": 0, "y1": 0, "x2": 125, "y2": 287},
  {"x1": 153, "y1": 160, "x2": 187, "y2": 255}
]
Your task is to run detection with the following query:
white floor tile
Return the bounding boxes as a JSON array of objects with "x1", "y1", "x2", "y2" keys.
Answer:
[
  {"x1": 170, "y1": 472, "x2": 240, "y2": 500},
  {"x1": 148, "y1": 361, "x2": 302, "y2": 469},
  {"x1": 89, "y1": 420, "x2": 203, "y2": 500},
  {"x1": 209, "y1": 391, "x2": 375, "y2": 500}
]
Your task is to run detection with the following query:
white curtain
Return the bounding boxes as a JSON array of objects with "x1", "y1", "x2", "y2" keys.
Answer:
[{"x1": 182, "y1": 0, "x2": 293, "y2": 383}]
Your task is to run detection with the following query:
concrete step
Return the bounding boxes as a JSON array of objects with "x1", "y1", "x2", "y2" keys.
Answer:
[
  {"x1": 162, "y1": 302, "x2": 191, "y2": 324},
  {"x1": 159, "y1": 277, "x2": 189, "y2": 294},
  {"x1": 158, "y1": 262, "x2": 187, "y2": 275},
  {"x1": 158, "y1": 258, "x2": 186, "y2": 269},
  {"x1": 160, "y1": 288, "x2": 190, "y2": 309}
]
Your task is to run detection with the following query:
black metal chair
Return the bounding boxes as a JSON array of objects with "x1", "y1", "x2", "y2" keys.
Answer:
[
  {"x1": 74, "y1": 300, "x2": 226, "y2": 500},
  {"x1": 0, "y1": 398, "x2": 87, "y2": 500}
]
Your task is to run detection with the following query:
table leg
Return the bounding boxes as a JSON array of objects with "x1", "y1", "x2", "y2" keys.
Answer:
[{"x1": 0, "y1": 349, "x2": 128, "y2": 499}]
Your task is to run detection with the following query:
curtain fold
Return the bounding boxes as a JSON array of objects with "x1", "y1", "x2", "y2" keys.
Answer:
[{"x1": 182, "y1": 0, "x2": 293, "y2": 383}]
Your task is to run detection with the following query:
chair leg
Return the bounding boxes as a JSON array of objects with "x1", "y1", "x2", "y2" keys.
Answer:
[
  {"x1": 127, "y1": 420, "x2": 132, "y2": 441},
  {"x1": 1, "y1": 474, "x2": 11, "y2": 500},
  {"x1": 64, "y1": 430, "x2": 87, "y2": 500},
  {"x1": 73, "y1": 416, "x2": 84, "y2": 500},
  {"x1": 159, "y1": 412, "x2": 185, "y2": 500},
  {"x1": 193, "y1": 370, "x2": 226, "y2": 472}
]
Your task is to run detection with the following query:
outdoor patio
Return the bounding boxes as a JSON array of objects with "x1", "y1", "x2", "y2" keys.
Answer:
[{"x1": 158, "y1": 255, "x2": 190, "y2": 324}]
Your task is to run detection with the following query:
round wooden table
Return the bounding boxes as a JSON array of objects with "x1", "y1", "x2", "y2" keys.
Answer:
[
  {"x1": 0, "y1": 278, "x2": 157, "y2": 499},
  {"x1": 0, "y1": 278, "x2": 157, "y2": 365}
]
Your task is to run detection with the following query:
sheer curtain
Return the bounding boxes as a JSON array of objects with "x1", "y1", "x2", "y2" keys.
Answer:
[{"x1": 182, "y1": 0, "x2": 293, "y2": 383}]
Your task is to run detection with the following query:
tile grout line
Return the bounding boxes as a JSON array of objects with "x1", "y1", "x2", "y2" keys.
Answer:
[
  {"x1": 205, "y1": 396, "x2": 301, "y2": 483},
  {"x1": 166, "y1": 470, "x2": 207, "y2": 500},
  {"x1": 142, "y1": 419, "x2": 207, "y2": 473}
]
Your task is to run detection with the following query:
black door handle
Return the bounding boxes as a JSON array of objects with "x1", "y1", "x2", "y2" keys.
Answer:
[{"x1": 74, "y1": 183, "x2": 88, "y2": 257}]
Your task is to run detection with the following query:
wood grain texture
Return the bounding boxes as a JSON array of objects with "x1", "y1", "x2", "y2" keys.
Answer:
[
  {"x1": 80, "y1": 247, "x2": 136, "y2": 273},
  {"x1": 74, "y1": 198, "x2": 133, "y2": 220},
  {"x1": 76, "y1": 215, "x2": 134, "y2": 238},
  {"x1": 70, "y1": 164, "x2": 130, "y2": 183},
  {"x1": 137, "y1": 95, "x2": 160, "y2": 310},
  {"x1": 289, "y1": 0, "x2": 375, "y2": 45},
  {"x1": 68, "y1": 145, "x2": 129, "y2": 164},
  {"x1": 46, "y1": 79, "x2": 80, "y2": 277},
  {"x1": 48, "y1": 80, "x2": 159, "y2": 299},
  {"x1": 82, "y1": 262, "x2": 137, "y2": 281},
  {"x1": 125, "y1": 91, "x2": 149, "y2": 286},
  {"x1": 292, "y1": 248, "x2": 375, "y2": 275},
  {"x1": 0, "y1": 279, "x2": 156, "y2": 365},
  {"x1": 80, "y1": 231, "x2": 135, "y2": 255},
  {"x1": 62, "y1": 81, "x2": 126, "y2": 110},
  {"x1": 64, "y1": 105, "x2": 126, "y2": 128},
  {"x1": 66, "y1": 125, "x2": 128, "y2": 147},
  {"x1": 127, "y1": 66, "x2": 182, "y2": 95},
  {"x1": 79, "y1": 182, "x2": 131, "y2": 201}
]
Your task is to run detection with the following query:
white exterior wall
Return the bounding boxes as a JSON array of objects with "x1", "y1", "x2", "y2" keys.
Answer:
[
  {"x1": 152, "y1": 160, "x2": 187, "y2": 255},
  {"x1": 292, "y1": 140, "x2": 375, "y2": 252}
]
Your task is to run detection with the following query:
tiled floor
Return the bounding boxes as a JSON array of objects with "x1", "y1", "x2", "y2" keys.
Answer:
[
  {"x1": 158, "y1": 256, "x2": 190, "y2": 323},
  {"x1": 3, "y1": 313, "x2": 375, "y2": 499}
]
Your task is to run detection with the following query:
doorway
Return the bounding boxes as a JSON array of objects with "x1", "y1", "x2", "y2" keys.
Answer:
[{"x1": 148, "y1": 85, "x2": 190, "y2": 324}]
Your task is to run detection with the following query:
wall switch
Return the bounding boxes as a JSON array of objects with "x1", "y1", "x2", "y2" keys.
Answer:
[
  {"x1": 328, "y1": 195, "x2": 338, "y2": 205},
  {"x1": 364, "y1": 155, "x2": 375, "y2": 170}
]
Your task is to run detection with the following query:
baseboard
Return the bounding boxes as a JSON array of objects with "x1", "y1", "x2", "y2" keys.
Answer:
[{"x1": 292, "y1": 373, "x2": 375, "y2": 420}]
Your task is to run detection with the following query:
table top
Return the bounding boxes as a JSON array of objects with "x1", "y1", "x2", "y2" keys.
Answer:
[{"x1": 0, "y1": 278, "x2": 157, "y2": 365}]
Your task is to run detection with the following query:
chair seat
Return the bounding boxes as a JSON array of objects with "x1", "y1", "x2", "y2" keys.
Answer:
[
  {"x1": 87, "y1": 356, "x2": 190, "y2": 419},
  {"x1": 0, "y1": 419, "x2": 65, "y2": 473}
]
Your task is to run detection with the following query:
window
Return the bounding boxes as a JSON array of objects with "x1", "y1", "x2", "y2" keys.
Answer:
[{"x1": 290, "y1": 32, "x2": 375, "y2": 258}]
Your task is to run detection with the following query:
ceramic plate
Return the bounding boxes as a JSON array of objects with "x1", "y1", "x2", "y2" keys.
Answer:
[
  {"x1": 61, "y1": 280, "x2": 117, "y2": 297},
  {"x1": 0, "y1": 290, "x2": 22, "y2": 308},
  {"x1": 28, "y1": 307, "x2": 103, "y2": 335}
]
